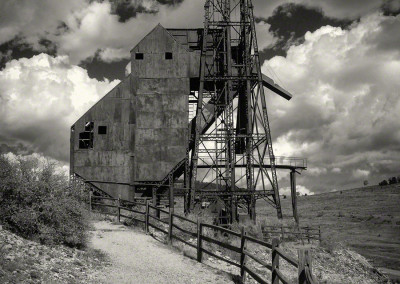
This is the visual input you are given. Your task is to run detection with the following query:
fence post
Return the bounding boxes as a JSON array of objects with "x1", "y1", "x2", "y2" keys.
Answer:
[
  {"x1": 298, "y1": 248, "x2": 313, "y2": 284},
  {"x1": 318, "y1": 226, "x2": 322, "y2": 243},
  {"x1": 272, "y1": 238, "x2": 280, "y2": 284},
  {"x1": 240, "y1": 227, "x2": 247, "y2": 283},
  {"x1": 117, "y1": 197, "x2": 121, "y2": 223},
  {"x1": 168, "y1": 210, "x2": 173, "y2": 245},
  {"x1": 89, "y1": 191, "x2": 92, "y2": 212},
  {"x1": 145, "y1": 200, "x2": 150, "y2": 234},
  {"x1": 306, "y1": 227, "x2": 310, "y2": 244},
  {"x1": 197, "y1": 218, "x2": 203, "y2": 263}
]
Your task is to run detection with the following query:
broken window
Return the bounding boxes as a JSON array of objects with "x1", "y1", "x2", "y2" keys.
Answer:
[
  {"x1": 79, "y1": 122, "x2": 94, "y2": 149},
  {"x1": 98, "y1": 126, "x2": 107, "y2": 135},
  {"x1": 165, "y1": 52, "x2": 173, "y2": 60},
  {"x1": 135, "y1": 53, "x2": 144, "y2": 60}
]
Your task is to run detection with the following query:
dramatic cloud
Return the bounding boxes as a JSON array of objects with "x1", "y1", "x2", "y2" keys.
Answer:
[
  {"x1": 253, "y1": 0, "x2": 400, "y2": 20},
  {"x1": 0, "y1": 0, "x2": 84, "y2": 47},
  {"x1": 262, "y1": 12, "x2": 400, "y2": 192},
  {"x1": 0, "y1": 53, "x2": 119, "y2": 161}
]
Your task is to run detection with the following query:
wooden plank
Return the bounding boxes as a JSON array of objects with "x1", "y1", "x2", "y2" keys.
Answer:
[
  {"x1": 171, "y1": 235, "x2": 197, "y2": 249},
  {"x1": 172, "y1": 213, "x2": 197, "y2": 225},
  {"x1": 243, "y1": 265, "x2": 269, "y2": 284},
  {"x1": 201, "y1": 248, "x2": 241, "y2": 268},
  {"x1": 148, "y1": 222, "x2": 168, "y2": 234},
  {"x1": 120, "y1": 214, "x2": 145, "y2": 223},
  {"x1": 275, "y1": 268, "x2": 290, "y2": 284},
  {"x1": 244, "y1": 250, "x2": 272, "y2": 271},
  {"x1": 119, "y1": 206, "x2": 145, "y2": 215},
  {"x1": 148, "y1": 204, "x2": 169, "y2": 215},
  {"x1": 172, "y1": 223, "x2": 197, "y2": 238},
  {"x1": 148, "y1": 214, "x2": 169, "y2": 225},
  {"x1": 201, "y1": 223, "x2": 241, "y2": 237},
  {"x1": 201, "y1": 235, "x2": 241, "y2": 253},
  {"x1": 92, "y1": 196, "x2": 116, "y2": 201},
  {"x1": 91, "y1": 202, "x2": 118, "y2": 208},
  {"x1": 275, "y1": 247, "x2": 298, "y2": 268},
  {"x1": 244, "y1": 235, "x2": 272, "y2": 249}
]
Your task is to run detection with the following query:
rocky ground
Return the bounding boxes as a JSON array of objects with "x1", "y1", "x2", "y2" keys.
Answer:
[{"x1": 0, "y1": 224, "x2": 108, "y2": 284}]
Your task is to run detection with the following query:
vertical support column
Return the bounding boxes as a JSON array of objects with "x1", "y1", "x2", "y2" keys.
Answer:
[
  {"x1": 240, "y1": 227, "x2": 247, "y2": 283},
  {"x1": 88, "y1": 191, "x2": 92, "y2": 212},
  {"x1": 152, "y1": 187, "x2": 157, "y2": 218},
  {"x1": 197, "y1": 219, "x2": 203, "y2": 262},
  {"x1": 169, "y1": 174, "x2": 175, "y2": 213},
  {"x1": 271, "y1": 238, "x2": 280, "y2": 284},
  {"x1": 298, "y1": 248, "x2": 313, "y2": 284},
  {"x1": 290, "y1": 169, "x2": 299, "y2": 224},
  {"x1": 145, "y1": 200, "x2": 150, "y2": 234},
  {"x1": 117, "y1": 197, "x2": 121, "y2": 223},
  {"x1": 168, "y1": 210, "x2": 173, "y2": 244}
]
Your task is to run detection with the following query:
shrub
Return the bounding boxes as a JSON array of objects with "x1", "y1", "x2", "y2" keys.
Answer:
[{"x1": 0, "y1": 154, "x2": 90, "y2": 248}]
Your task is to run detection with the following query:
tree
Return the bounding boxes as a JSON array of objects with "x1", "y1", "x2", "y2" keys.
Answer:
[
  {"x1": 389, "y1": 176, "x2": 398, "y2": 184},
  {"x1": 363, "y1": 180, "x2": 368, "y2": 186},
  {"x1": 379, "y1": 180, "x2": 388, "y2": 186}
]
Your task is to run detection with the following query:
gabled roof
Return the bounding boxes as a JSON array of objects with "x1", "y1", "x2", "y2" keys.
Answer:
[{"x1": 129, "y1": 23, "x2": 190, "y2": 53}]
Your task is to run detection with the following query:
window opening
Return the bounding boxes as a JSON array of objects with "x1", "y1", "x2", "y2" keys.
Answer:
[
  {"x1": 165, "y1": 52, "x2": 173, "y2": 60},
  {"x1": 79, "y1": 122, "x2": 94, "y2": 149},
  {"x1": 135, "y1": 53, "x2": 144, "y2": 60},
  {"x1": 98, "y1": 126, "x2": 107, "y2": 135}
]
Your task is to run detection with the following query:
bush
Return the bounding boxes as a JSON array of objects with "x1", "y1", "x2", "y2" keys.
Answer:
[{"x1": 0, "y1": 154, "x2": 90, "y2": 248}]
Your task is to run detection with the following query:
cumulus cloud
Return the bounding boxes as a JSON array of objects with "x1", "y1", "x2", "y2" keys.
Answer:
[
  {"x1": 263, "y1": 12, "x2": 400, "y2": 191},
  {"x1": 280, "y1": 185, "x2": 314, "y2": 196},
  {"x1": 0, "y1": 53, "x2": 119, "y2": 161}
]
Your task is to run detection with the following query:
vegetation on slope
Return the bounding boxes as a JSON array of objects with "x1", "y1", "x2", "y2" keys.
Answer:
[{"x1": 0, "y1": 154, "x2": 90, "y2": 248}]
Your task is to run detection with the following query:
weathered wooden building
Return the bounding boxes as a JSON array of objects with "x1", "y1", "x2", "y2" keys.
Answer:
[{"x1": 70, "y1": 23, "x2": 295, "y2": 206}]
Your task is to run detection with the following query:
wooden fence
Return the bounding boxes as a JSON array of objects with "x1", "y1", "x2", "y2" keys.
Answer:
[
  {"x1": 90, "y1": 194, "x2": 317, "y2": 284},
  {"x1": 262, "y1": 225, "x2": 321, "y2": 244}
]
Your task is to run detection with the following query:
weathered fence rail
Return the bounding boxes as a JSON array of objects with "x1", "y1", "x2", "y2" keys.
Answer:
[
  {"x1": 90, "y1": 194, "x2": 317, "y2": 284},
  {"x1": 263, "y1": 225, "x2": 322, "y2": 243}
]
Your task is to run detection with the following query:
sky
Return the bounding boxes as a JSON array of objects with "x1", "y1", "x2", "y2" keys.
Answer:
[{"x1": 0, "y1": 0, "x2": 399, "y2": 194}]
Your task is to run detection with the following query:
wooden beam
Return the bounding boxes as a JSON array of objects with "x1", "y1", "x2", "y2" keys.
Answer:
[{"x1": 262, "y1": 73, "x2": 292, "y2": 101}]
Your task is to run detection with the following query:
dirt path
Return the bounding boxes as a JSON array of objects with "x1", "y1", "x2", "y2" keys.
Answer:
[{"x1": 89, "y1": 221, "x2": 234, "y2": 284}]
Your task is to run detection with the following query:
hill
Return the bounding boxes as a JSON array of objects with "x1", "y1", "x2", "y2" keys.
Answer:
[{"x1": 257, "y1": 184, "x2": 400, "y2": 277}]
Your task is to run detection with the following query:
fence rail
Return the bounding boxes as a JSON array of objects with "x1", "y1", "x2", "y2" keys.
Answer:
[
  {"x1": 90, "y1": 194, "x2": 316, "y2": 284},
  {"x1": 263, "y1": 225, "x2": 322, "y2": 243}
]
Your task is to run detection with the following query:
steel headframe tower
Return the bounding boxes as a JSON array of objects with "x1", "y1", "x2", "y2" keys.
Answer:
[{"x1": 187, "y1": 0, "x2": 282, "y2": 222}]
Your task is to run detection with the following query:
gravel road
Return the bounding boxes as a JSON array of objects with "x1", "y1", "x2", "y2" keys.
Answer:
[{"x1": 90, "y1": 221, "x2": 233, "y2": 284}]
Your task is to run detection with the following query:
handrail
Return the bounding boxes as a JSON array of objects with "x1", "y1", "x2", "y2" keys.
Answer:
[
  {"x1": 275, "y1": 247, "x2": 298, "y2": 268},
  {"x1": 90, "y1": 195, "x2": 318, "y2": 284},
  {"x1": 201, "y1": 223, "x2": 241, "y2": 237},
  {"x1": 244, "y1": 235, "x2": 272, "y2": 249}
]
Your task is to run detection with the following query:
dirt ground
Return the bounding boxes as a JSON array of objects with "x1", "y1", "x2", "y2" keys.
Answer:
[{"x1": 89, "y1": 221, "x2": 234, "y2": 284}]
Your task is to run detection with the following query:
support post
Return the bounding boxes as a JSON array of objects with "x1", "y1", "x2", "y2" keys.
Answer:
[
  {"x1": 298, "y1": 248, "x2": 313, "y2": 284},
  {"x1": 145, "y1": 200, "x2": 150, "y2": 234},
  {"x1": 88, "y1": 191, "x2": 92, "y2": 212},
  {"x1": 271, "y1": 238, "x2": 280, "y2": 284},
  {"x1": 168, "y1": 210, "x2": 173, "y2": 244},
  {"x1": 117, "y1": 197, "x2": 121, "y2": 223},
  {"x1": 318, "y1": 226, "x2": 322, "y2": 243},
  {"x1": 281, "y1": 225, "x2": 285, "y2": 241},
  {"x1": 290, "y1": 169, "x2": 299, "y2": 224},
  {"x1": 169, "y1": 174, "x2": 174, "y2": 213},
  {"x1": 197, "y1": 219, "x2": 203, "y2": 262},
  {"x1": 240, "y1": 227, "x2": 247, "y2": 283}
]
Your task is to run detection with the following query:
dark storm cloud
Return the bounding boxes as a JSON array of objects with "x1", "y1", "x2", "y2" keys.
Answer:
[{"x1": 258, "y1": 3, "x2": 351, "y2": 60}]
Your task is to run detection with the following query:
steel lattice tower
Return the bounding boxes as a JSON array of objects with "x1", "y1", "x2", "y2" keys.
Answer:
[{"x1": 186, "y1": 0, "x2": 282, "y2": 222}]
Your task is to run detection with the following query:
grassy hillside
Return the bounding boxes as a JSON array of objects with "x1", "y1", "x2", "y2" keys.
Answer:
[{"x1": 257, "y1": 184, "x2": 400, "y2": 272}]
